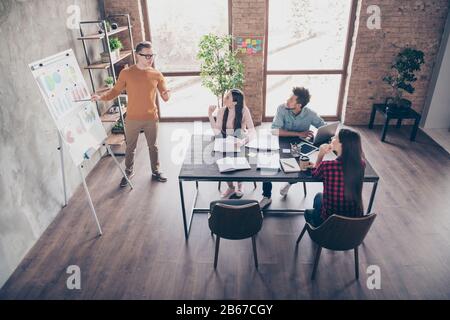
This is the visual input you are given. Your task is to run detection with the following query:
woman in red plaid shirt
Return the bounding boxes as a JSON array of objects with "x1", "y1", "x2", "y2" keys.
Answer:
[{"x1": 305, "y1": 129, "x2": 366, "y2": 227}]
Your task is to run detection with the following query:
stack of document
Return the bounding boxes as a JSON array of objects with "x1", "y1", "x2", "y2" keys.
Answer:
[
  {"x1": 214, "y1": 136, "x2": 243, "y2": 152},
  {"x1": 245, "y1": 133, "x2": 279, "y2": 151},
  {"x1": 216, "y1": 157, "x2": 251, "y2": 173},
  {"x1": 257, "y1": 152, "x2": 280, "y2": 170},
  {"x1": 279, "y1": 158, "x2": 301, "y2": 173}
]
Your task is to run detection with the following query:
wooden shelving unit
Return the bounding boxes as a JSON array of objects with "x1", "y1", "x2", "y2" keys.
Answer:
[
  {"x1": 84, "y1": 50, "x2": 133, "y2": 70},
  {"x1": 77, "y1": 26, "x2": 129, "y2": 40},
  {"x1": 101, "y1": 107, "x2": 127, "y2": 122},
  {"x1": 78, "y1": 14, "x2": 136, "y2": 156}
]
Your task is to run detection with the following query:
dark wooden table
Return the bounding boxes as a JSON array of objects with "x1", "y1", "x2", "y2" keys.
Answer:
[
  {"x1": 178, "y1": 135, "x2": 380, "y2": 239},
  {"x1": 369, "y1": 103, "x2": 422, "y2": 142}
]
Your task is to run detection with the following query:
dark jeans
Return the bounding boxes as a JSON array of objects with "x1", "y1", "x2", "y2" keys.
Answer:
[
  {"x1": 262, "y1": 182, "x2": 272, "y2": 198},
  {"x1": 304, "y1": 193, "x2": 324, "y2": 227},
  {"x1": 262, "y1": 181, "x2": 299, "y2": 198}
]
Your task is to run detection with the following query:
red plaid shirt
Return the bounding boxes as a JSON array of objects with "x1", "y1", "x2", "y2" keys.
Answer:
[{"x1": 312, "y1": 157, "x2": 365, "y2": 221}]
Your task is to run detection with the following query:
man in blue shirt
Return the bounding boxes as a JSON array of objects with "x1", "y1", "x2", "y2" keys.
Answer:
[{"x1": 260, "y1": 87, "x2": 325, "y2": 209}]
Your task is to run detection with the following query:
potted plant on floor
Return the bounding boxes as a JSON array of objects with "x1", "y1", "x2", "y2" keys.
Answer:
[
  {"x1": 197, "y1": 34, "x2": 244, "y2": 108},
  {"x1": 382, "y1": 47, "x2": 425, "y2": 114}
]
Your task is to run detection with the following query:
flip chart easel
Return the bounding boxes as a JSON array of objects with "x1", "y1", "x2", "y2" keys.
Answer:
[{"x1": 29, "y1": 49, "x2": 133, "y2": 236}]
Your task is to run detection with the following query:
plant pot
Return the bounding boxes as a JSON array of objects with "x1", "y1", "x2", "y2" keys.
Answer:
[
  {"x1": 100, "y1": 50, "x2": 120, "y2": 63},
  {"x1": 385, "y1": 98, "x2": 411, "y2": 115}
]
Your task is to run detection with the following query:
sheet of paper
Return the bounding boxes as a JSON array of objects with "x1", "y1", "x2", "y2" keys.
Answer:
[
  {"x1": 245, "y1": 132, "x2": 279, "y2": 151},
  {"x1": 257, "y1": 152, "x2": 280, "y2": 170},
  {"x1": 214, "y1": 136, "x2": 243, "y2": 152}
]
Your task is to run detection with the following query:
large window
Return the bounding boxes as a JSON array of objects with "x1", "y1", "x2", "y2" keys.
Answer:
[
  {"x1": 146, "y1": 0, "x2": 229, "y2": 119},
  {"x1": 265, "y1": 0, "x2": 355, "y2": 119}
]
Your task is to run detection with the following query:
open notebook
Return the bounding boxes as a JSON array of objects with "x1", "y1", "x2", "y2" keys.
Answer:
[
  {"x1": 216, "y1": 157, "x2": 251, "y2": 173},
  {"x1": 279, "y1": 158, "x2": 301, "y2": 173}
]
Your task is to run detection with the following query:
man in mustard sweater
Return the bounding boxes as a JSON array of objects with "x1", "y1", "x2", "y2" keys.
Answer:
[{"x1": 92, "y1": 41, "x2": 170, "y2": 187}]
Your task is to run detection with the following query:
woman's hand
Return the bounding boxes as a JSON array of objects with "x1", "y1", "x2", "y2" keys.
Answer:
[
  {"x1": 319, "y1": 143, "x2": 332, "y2": 155},
  {"x1": 208, "y1": 105, "x2": 217, "y2": 116}
]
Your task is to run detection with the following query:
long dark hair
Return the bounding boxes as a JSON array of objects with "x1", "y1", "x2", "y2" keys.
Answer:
[
  {"x1": 222, "y1": 89, "x2": 244, "y2": 137},
  {"x1": 339, "y1": 129, "x2": 364, "y2": 215}
]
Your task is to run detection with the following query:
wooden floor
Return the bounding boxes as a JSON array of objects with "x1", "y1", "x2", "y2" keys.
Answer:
[{"x1": 1, "y1": 123, "x2": 450, "y2": 299}]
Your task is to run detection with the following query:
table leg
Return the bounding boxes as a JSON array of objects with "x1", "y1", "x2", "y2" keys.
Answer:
[
  {"x1": 381, "y1": 117, "x2": 390, "y2": 142},
  {"x1": 303, "y1": 182, "x2": 307, "y2": 197},
  {"x1": 369, "y1": 105, "x2": 377, "y2": 129},
  {"x1": 411, "y1": 116, "x2": 421, "y2": 141},
  {"x1": 179, "y1": 179, "x2": 189, "y2": 239},
  {"x1": 396, "y1": 118, "x2": 402, "y2": 128},
  {"x1": 367, "y1": 181, "x2": 378, "y2": 214}
]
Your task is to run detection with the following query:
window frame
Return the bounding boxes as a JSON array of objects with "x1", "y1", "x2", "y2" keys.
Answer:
[
  {"x1": 144, "y1": 0, "x2": 233, "y2": 122},
  {"x1": 262, "y1": 0, "x2": 358, "y2": 122}
]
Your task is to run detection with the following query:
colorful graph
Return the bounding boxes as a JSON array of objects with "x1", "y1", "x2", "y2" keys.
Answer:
[
  {"x1": 79, "y1": 105, "x2": 97, "y2": 131},
  {"x1": 30, "y1": 49, "x2": 107, "y2": 167},
  {"x1": 236, "y1": 37, "x2": 263, "y2": 55}
]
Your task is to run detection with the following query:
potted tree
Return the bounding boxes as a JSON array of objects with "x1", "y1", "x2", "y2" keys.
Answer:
[
  {"x1": 383, "y1": 47, "x2": 425, "y2": 114},
  {"x1": 197, "y1": 34, "x2": 244, "y2": 108}
]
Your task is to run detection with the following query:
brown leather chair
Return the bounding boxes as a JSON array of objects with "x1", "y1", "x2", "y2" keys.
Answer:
[
  {"x1": 209, "y1": 199, "x2": 263, "y2": 269},
  {"x1": 296, "y1": 213, "x2": 377, "y2": 280}
]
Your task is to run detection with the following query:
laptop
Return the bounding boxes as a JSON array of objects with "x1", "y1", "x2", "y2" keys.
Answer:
[{"x1": 298, "y1": 122, "x2": 340, "y2": 155}]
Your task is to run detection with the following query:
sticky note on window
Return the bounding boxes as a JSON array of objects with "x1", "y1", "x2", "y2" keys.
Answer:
[
  {"x1": 246, "y1": 39, "x2": 251, "y2": 44},
  {"x1": 242, "y1": 42, "x2": 247, "y2": 48},
  {"x1": 252, "y1": 40, "x2": 257, "y2": 45},
  {"x1": 256, "y1": 39, "x2": 262, "y2": 45},
  {"x1": 247, "y1": 48, "x2": 253, "y2": 54}
]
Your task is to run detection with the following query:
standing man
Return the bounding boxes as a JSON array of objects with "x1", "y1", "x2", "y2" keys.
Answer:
[
  {"x1": 92, "y1": 41, "x2": 170, "y2": 187},
  {"x1": 260, "y1": 87, "x2": 325, "y2": 209}
]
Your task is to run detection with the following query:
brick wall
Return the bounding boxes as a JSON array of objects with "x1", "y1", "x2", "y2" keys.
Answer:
[
  {"x1": 231, "y1": 0, "x2": 266, "y2": 126},
  {"x1": 102, "y1": 0, "x2": 449, "y2": 126},
  {"x1": 343, "y1": 0, "x2": 449, "y2": 125},
  {"x1": 103, "y1": 0, "x2": 146, "y2": 50}
]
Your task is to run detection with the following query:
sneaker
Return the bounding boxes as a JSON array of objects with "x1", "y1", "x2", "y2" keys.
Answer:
[
  {"x1": 234, "y1": 183, "x2": 244, "y2": 198},
  {"x1": 221, "y1": 187, "x2": 236, "y2": 199},
  {"x1": 234, "y1": 189, "x2": 244, "y2": 199},
  {"x1": 259, "y1": 197, "x2": 272, "y2": 209},
  {"x1": 280, "y1": 182, "x2": 292, "y2": 197},
  {"x1": 152, "y1": 172, "x2": 167, "y2": 182},
  {"x1": 120, "y1": 171, "x2": 135, "y2": 188}
]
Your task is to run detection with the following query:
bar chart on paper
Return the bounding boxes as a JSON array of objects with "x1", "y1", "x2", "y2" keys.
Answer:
[{"x1": 30, "y1": 49, "x2": 106, "y2": 166}]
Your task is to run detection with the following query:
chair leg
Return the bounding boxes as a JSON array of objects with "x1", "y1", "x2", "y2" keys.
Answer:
[
  {"x1": 251, "y1": 236, "x2": 258, "y2": 269},
  {"x1": 303, "y1": 182, "x2": 307, "y2": 196},
  {"x1": 218, "y1": 181, "x2": 221, "y2": 190},
  {"x1": 214, "y1": 236, "x2": 220, "y2": 269},
  {"x1": 253, "y1": 181, "x2": 257, "y2": 189},
  {"x1": 311, "y1": 246, "x2": 322, "y2": 280},
  {"x1": 354, "y1": 247, "x2": 359, "y2": 280},
  {"x1": 296, "y1": 225, "x2": 307, "y2": 245}
]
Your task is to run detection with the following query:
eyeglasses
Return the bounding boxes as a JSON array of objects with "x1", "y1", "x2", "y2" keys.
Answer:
[{"x1": 138, "y1": 53, "x2": 156, "y2": 60}]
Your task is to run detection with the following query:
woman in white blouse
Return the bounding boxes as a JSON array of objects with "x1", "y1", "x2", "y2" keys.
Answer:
[{"x1": 208, "y1": 89, "x2": 256, "y2": 198}]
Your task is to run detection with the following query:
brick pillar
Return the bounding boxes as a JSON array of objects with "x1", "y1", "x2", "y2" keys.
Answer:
[
  {"x1": 103, "y1": 0, "x2": 146, "y2": 50},
  {"x1": 232, "y1": 0, "x2": 266, "y2": 126},
  {"x1": 343, "y1": 0, "x2": 449, "y2": 125}
]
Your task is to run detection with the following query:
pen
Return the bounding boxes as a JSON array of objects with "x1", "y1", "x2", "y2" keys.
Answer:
[
  {"x1": 281, "y1": 160, "x2": 295, "y2": 169},
  {"x1": 73, "y1": 99, "x2": 92, "y2": 102}
]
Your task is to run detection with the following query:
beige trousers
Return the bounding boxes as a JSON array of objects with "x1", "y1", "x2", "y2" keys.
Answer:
[{"x1": 124, "y1": 119, "x2": 160, "y2": 175}]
